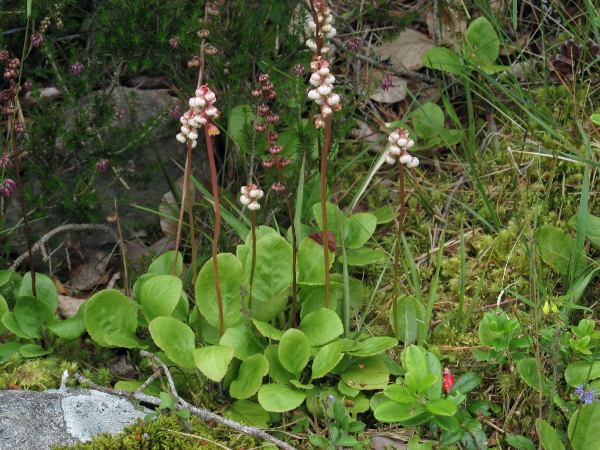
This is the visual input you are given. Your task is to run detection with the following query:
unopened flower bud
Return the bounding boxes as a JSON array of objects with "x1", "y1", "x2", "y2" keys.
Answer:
[
  {"x1": 272, "y1": 182, "x2": 285, "y2": 193},
  {"x1": 407, "y1": 157, "x2": 419, "y2": 168},
  {"x1": 169, "y1": 37, "x2": 180, "y2": 49},
  {"x1": 265, "y1": 91, "x2": 276, "y2": 100},
  {"x1": 258, "y1": 73, "x2": 269, "y2": 83},
  {"x1": 262, "y1": 158, "x2": 275, "y2": 168},
  {"x1": 198, "y1": 29, "x2": 210, "y2": 38},
  {"x1": 385, "y1": 155, "x2": 396, "y2": 165},
  {"x1": 95, "y1": 159, "x2": 110, "y2": 173},
  {"x1": 279, "y1": 157, "x2": 291, "y2": 167},
  {"x1": 252, "y1": 90, "x2": 262, "y2": 98},
  {"x1": 399, "y1": 154, "x2": 412, "y2": 164},
  {"x1": 268, "y1": 131, "x2": 279, "y2": 141},
  {"x1": 205, "y1": 45, "x2": 218, "y2": 55},
  {"x1": 269, "y1": 145, "x2": 283, "y2": 155},
  {"x1": 14, "y1": 122, "x2": 26, "y2": 133},
  {"x1": 254, "y1": 123, "x2": 267, "y2": 132}
]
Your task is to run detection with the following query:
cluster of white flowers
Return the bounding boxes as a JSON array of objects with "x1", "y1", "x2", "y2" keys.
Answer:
[
  {"x1": 176, "y1": 85, "x2": 220, "y2": 147},
  {"x1": 385, "y1": 128, "x2": 419, "y2": 168},
  {"x1": 240, "y1": 184, "x2": 264, "y2": 211},
  {"x1": 307, "y1": 58, "x2": 341, "y2": 128},
  {"x1": 306, "y1": 0, "x2": 336, "y2": 54}
]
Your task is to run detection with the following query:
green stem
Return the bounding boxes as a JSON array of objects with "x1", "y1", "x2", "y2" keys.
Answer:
[
  {"x1": 206, "y1": 126, "x2": 224, "y2": 336},
  {"x1": 393, "y1": 163, "x2": 406, "y2": 340},
  {"x1": 186, "y1": 140, "x2": 197, "y2": 284}
]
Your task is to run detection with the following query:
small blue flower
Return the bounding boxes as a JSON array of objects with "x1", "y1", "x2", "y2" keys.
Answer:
[
  {"x1": 574, "y1": 384, "x2": 597, "y2": 404},
  {"x1": 328, "y1": 395, "x2": 336, "y2": 402},
  {"x1": 143, "y1": 433, "x2": 150, "y2": 439}
]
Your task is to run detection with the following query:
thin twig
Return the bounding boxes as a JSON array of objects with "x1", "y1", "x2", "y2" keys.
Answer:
[
  {"x1": 10, "y1": 223, "x2": 118, "y2": 270},
  {"x1": 159, "y1": 428, "x2": 231, "y2": 450},
  {"x1": 114, "y1": 199, "x2": 129, "y2": 297}
]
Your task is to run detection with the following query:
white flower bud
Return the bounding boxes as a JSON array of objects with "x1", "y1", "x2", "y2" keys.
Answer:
[
  {"x1": 325, "y1": 29, "x2": 336, "y2": 39},
  {"x1": 204, "y1": 92, "x2": 216, "y2": 102},
  {"x1": 317, "y1": 85, "x2": 332, "y2": 95},
  {"x1": 306, "y1": 40, "x2": 317, "y2": 51},
  {"x1": 385, "y1": 155, "x2": 396, "y2": 165},
  {"x1": 405, "y1": 139, "x2": 414, "y2": 149},
  {"x1": 196, "y1": 98, "x2": 206, "y2": 108},
  {"x1": 328, "y1": 94, "x2": 340, "y2": 105},
  {"x1": 206, "y1": 107, "x2": 218, "y2": 116},
  {"x1": 399, "y1": 154, "x2": 412, "y2": 164},
  {"x1": 407, "y1": 157, "x2": 419, "y2": 168},
  {"x1": 191, "y1": 139, "x2": 197, "y2": 148},
  {"x1": 388, "y1": 133, "x2": 400, "y2": 142},
  {"x1": 176, "y1": 133, "x2": 187, "y2": 143},
  {"x1": 319, "y1": 67, "x2": 330, "y2": 76},
  {"x1": 311, "y1": 72, "x2": 321, "y2": 82},
  {"x1": 321, "y1": 106, "x2": 332, "y2": 116},
  {"x1": 314, "y1": 97, "x2": 323, "y2": 105},
  {"x1": 181, "y1": 125, "x2": 191, "y2": 135},
  {"x1": 189, "y1": 98, "x2": 197, "y2": 107},
  {"x1": 308, "y1": 20, "x2": 317, "y2": 30},
  {"x1": 241, "y1": 186, "x2": 249, "y2": 195},
  {"x1": 397, "y1": 138, "x2": 408, "y2": 147},
  {"x1": 308, "y1": 89, "x2": 321, "y2": 100},
  {"x1": 310, "y1": 78, "x2": 322, "y2": 87},
  {"x1": 248, "y1": 201, "x2": 260, "y2": 211},
  {"x1": 249, "y1": 189, "x2": 260, "y2": 198},
  {"x1": 188, "y1": 131, "x2": 198, "y2": 140},
  {"x1": 196, "y1": 116, "x2": 207, "y2": 125},
  {"x1": 389, "y1": 145, "x2": 401, "y2": 156},
  {"x1": 321, "y1": 46, "x2": 330, "y2": 54},
  {"x1": 240, "y1": 195, "x2": 251, "y2": 205},
  {"x1": 325, "y1": 74, "x2": 335, "y2": 84},
  {"x1": 325, "y1": 14, "x2": 333, "y2": 23}
]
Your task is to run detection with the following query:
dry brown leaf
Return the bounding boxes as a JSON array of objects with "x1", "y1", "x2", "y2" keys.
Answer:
[
  {"x1": 68, "y1": 247, "x2": 110, "y2": 290},
  {"x1": 499, "y1": 31, "x2": 532, "y2": 56},
  {"x1": 368, "y1": 68, "x2": 407, "y2": 103},
  {"x1": 424, "y1": 7, "x2": 468, "y2": 50},
  {"x1": 376, "y1": 29, "x2": 435, "y2": 72},
  {"x1": 57, "y1": 294, "x2": 86, "y2": 319}
]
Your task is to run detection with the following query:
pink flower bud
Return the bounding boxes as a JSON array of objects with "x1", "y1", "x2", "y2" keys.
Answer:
[
  {"x1": 442, "y1": 368, "x2": 455, "y2": 392},
  {"x1": 95, "y1": 159, "x2": 110, "y2": 173},
  {"x1": 71, "y1": 62, "x2": 84, "y2": 76}
]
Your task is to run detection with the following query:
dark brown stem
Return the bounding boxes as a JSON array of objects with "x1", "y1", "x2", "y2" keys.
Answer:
[
  {"x1": 322, "y1": 115, "x2": 332, "y2": 309},
  {"x1": 206, "y1": 126, "x2": 224, "y2": 336},
  {"x1": 11, "y1": 126, "x2": 35, "y2": 295},
  {"x1": 114, "y1": 199, "x2": 129, "y2": 297},
  {"x1": 392, "y1": 163, "x2": 406, "y2": 338}
]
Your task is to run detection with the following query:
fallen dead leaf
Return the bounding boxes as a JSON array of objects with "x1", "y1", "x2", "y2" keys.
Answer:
[
  {"x1": 57, "y1": 294, "x2": 86, "y2": 319},
  {"x1": 424, "y1": 6, "x2": 468, "y2": 50},
  {"x1": 376, "y1": 28, "x2": 435, "y2": 72},
  {"x1": 68, "y1": 247, "x2": 110, "y2": 291}
]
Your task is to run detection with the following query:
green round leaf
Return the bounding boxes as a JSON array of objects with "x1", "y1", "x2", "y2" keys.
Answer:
[
  {"x1": 450, "y1": 372, "x2": 482, "y2": 395},
  {"x1": 19, "y1": 272, "x2": 58, "y2": 312},
  {"x1": 536, "y1": 418, "x2": 565, "y2": 450},
  {"x1": 279, "y1": 329, "x2": 310, "y2": 377},
  {"x1": 224, "y1": 400, "x2": 270, "y2": 428},
  {"x1": 149, "y1": 316, "x2": 196, "y2": 369},
  {"x1": 568, "y1": 403, "x2": 600, "y2": 450},
  {"x1": 252, "y1": 319, "x2": 283, "y2": 341},
  {"x1": 299, "y1": 308, "x2": 343, "y2": 346},
  {"x1": 434, "y1": 415, "x2": 461, "y2": 433},
  {"x1": 19, "y1": 344, "x2": 53, "y2": 358},
  {"x1": 14, "y1": 296, "x2": 55, "y2": 339},
  {"x1": 193, "y1": 345, "x2": 235, "y2": 382},
  {"x1": 220, "y1": 325, "x2": 264, "y2": 360},
  {"x1": 423, "y1": 47, "x2": 464, "y2": 75},
  {"x1": 297, "y1": 235, "x2": 334, "y2": 284},
  {"x1": 375, "y1": 401, "x2": 432, "y2": 426},
  {"x1": 341, "y1": 356, "x2": 389, "y2": 390},
  {"x1": 258, "y1": 383, "x2": 306, "y2": 412},
  {"x1": 245, "y1": 233, "x2": 292, "y2": 313},
  {"x1": 343, "y1": 213, "x2": 377, "y2": 249},
  {"x1": 1, "y1": 312, "x2": 29, "y2": 339},
  {"x1": 265, "y1": 345, "x2": 294, "y2": 385},
  {"x1": 465, "y1": 17, "x2": 500, "y2": 67},
  {"x1": 148, "y1": 251, "x2": 183, "y2": 276},
  {"x1": 0, "y1": 294, "x2": 8, "y2": 334},
  {"x1": 140, "y1": 274, "x2": 182, "y2": 322},
  {"x1": 85, "y1": 290, "x2": 138, "y2": 347},
  {"x1": 230, "y1": 353, "x2": 269, "y2": 399},
  {"x1": 312, "y1": 341, "x2": 344, "y2": 379},
  {"x1": 196, "y1": 253, "x2": 246, "y2": 331}
]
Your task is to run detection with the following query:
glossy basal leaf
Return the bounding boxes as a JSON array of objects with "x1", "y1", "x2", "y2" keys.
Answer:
[
  {"x1": 338, "y1": 246, "x2": 385, "y2": 266},
  {"x1": 425, "y1": 398, "x2": 457, "y2": 416},
  {"x1": 536, "y1": 226, "x2": 585, "y2": 276},
  {"x1": 313, "y1": 202, "x2": 346, "y2": 248},
  {"x1": 297, "y1": 236, "x2": 334, "y2": 284},
  {"x1": 279, "y1": 329, "x2": 310, "y2": 377},
  {"x1": 506, "y1": 436, "x2": 536, "y2": 450},
  {"x1": 132, "y1": 273, "x2": 158, "y2": 301},
  {"x1": 265, "y1": 345, "x2": 294, "y2": 385},
  {"x1": 246, "y1": 233, "x2": 292, "y2": 312},
  {"x1": 391, "y1": 296, "x2": 424, "y2": 344},
  {"x1": 48, "y1": 302, "x2": 86, "y2": 340},
  {"x1": 383, "y1": 383, "x2": 416, "y2": 404},
  {"x1": 312, "y1": 341, "x2": 344, "y2": 379},
  {"x1": 85, "y1": 290, "x2": 138, "y2": 347},
  {"x1": 14, "y1": 296, "x2": 55, "y2": 339},
  {"x1": 412, "y1": 103, "x2": 445, "y2": 141},
  {"x1": 229, "y1": 353, "x2": 269, "y2": 399},
  {"x1": 252, "y1": 286, "x2": 290, "y2": 322},
  {"x1": 343, "y1": 213, "x2": 377, "y2": 249},
  {"x1": 434, "y1": 415, "x2": 461, "y2": 433},
  {"x1": 517, "y1": 357, "x2": 544, "y2": 391},
  {"x1": 423, "y1": 47, "x2": 464, "y2": 75},
  {"x1": 258, "y1": 383, "x2": 306, "y2": 412},
  {"x1": 341, "y1": 356, "x2": 389, "y2": 390},
  {"x1": 536, "y1": 419, "x2": 565, "y2": 450},
  {"x1": 465, "y1": 17, "x2": 499, "y2": 66},
  {"x1": 568, "y1": 403, "x2": 600, "y2": 450},
  {"x1": 1, "y1": 312, "x2": 29, "y2": 339},
  {"x1": 220, "y1": 324, "x2": 264, "y2": 360},
  {"x1": 19, "y1": 272, "x2": 58, "y2": 312},
  {"x1": 252, "y1": 319, "x2": 283, "y2": 340},
  {"x1": 0, "y1": 294, "x2": 8, "y2": 334},
  {"x1": 140, "y1": 274, "x2": 182, "y2": 322},
  {"x1": 425, "y1": 351, "x2": 443, "y2": 400},
  {"x1": 193, "y1": 345, "x2": 234, "y2": 382},
  {"x1": 347, "y1": 336, "x2": 397, "y2": 357},
  {"x1": 224, "y1": 399, "x2": 270, "y2": 428},
  {"x1": 148, "y1": 316, "x2": 196, "y2": 369},
  {"x1": 105, "y1": 334, "x2": 145, "y2": 349},
  {"x1": 572, "y1": 213, "x2": 600, "y2": 250},
  {"x1": 565, "y1": 360, "x2": 600, "y2": 386},
  {"x1": 19, "y1": 344, "x2": 52, "y2": 357},
  {"x1": 299, "y1": 308, "x2": 343, "y2": 346},
  {"x1": 148, "y1": 250, "x2": 183, "y2": 276},
  {"x1": 196, "y1": 253, "x2": 246, "y2": 330}
]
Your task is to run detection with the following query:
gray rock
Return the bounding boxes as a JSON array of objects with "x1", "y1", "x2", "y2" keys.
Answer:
[{"x1": 0, "y1": 388, "x2": 152, "y2": 449}]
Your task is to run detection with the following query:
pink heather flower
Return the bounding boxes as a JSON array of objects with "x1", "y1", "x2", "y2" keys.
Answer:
[
  {"x1": 0, "y1": 179, "x2": 16, "y2": 197},
  {"x1": 115, "y1": 109, "x2": 126, "y2": 121},
  {"x1": 381, "y1": 75, "x2": 393, "y2": 92},
  {"x1": 0, "y1": 156, "x2": 12, "y2": 170},
  {"x1": 23, "y1": 80, "x2": 33, "y2": 91},
  {"x1": 169, "y1": 104, "x2": 183, "y2": 119},
  {"x1": 293, "y1": 64, "x2": 305, "y2": 77},
  {"x1": 169, "y1": 37, "x2": 180, "y2": 49},
  {"x1": 30, "y1": 32, "x2": 44, "y2": 48},
  {"x1": 96, "y1": 159, "x2": 110, "y2": 173},
  {"x1": 71, "y1": 62, "x2": 84, "y2": 76},
  {"x1": 347, "y1": 36, "x2": 363, "y2": 52}
]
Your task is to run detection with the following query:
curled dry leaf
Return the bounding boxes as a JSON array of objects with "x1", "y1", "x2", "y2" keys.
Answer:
[
  {"x1": 377, "y1": 29, "x2": 435, "y2": 72},
  {"x1": 57, "y1": 294, "x2": 86, "y2": 319}
]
